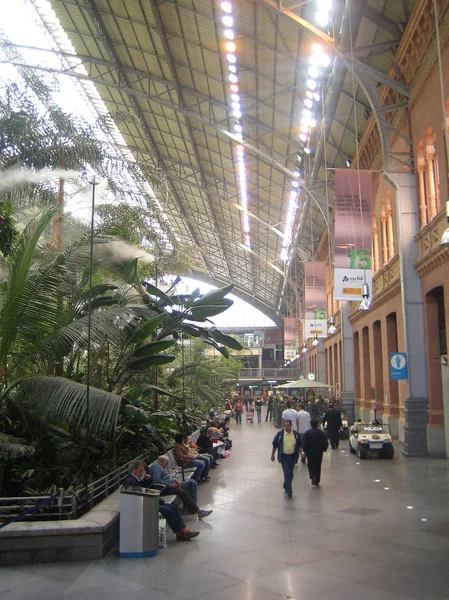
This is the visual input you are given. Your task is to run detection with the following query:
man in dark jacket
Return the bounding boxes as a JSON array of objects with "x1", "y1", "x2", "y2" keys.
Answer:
[
  {"x1": 322, "y1": 403, "x2": 343, "y2": 449},
  {"x1": 123, "y1": 461, "x2": 199, "y2": 540},
  {"x1": 271, "y1": 420, "x2": 301, "y2": 498},
  {"x1": 265, "y1": 397, "x2": 273, "y2": 421},
  {"x1": 302, "y1": 418, "x2": 329, "y2": 486}
]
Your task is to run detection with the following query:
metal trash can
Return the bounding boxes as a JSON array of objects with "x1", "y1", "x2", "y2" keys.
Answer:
[{"x1": 119, "y1": 486, "x2": 160, "y2": 558}]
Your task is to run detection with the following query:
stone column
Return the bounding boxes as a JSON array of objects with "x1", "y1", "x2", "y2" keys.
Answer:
[
  {"x1": 372, "y1": 214, "x2": 379, "y2": 272},
  {"x1": 425, "y1": 152, "x2": 437, "y2": 220},
  {"x1": 317, "y1": 342, "x2": 325, "y2": 384},
  {"x1": 386, "y1": 192, "x2": 395, "y2": 261},
  {"x1": 381, "y1": 198, "x2": 388, "y2": 266},
  {"x1": 340, "y1": 301, "x2": 355, "y2": 425},
  {"x1": 417, "y1": 164, "x2": 427, "y2": 227},
  {"x1": 383, "y1": 171, "x2": 428, "y2": 456}
]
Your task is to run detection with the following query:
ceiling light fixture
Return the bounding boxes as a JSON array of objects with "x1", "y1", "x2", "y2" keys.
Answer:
[
  {"x1": 359, "y1": 283, "x2": 372, "y2": 311},
  {"x1": 316, "y1": 12, "x2": 330, "y2": 27},
  {"x1": 328, "y1": 316, "x2": 337, "y2": 335},
  {"x1": 222, "y1": 15, "x2": 234, "y2": 27},
  {"x1": 312, "y1": 333, "x2": 319, "y2": 347}
]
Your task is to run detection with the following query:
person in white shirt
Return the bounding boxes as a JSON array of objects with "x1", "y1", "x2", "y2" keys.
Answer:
[
  {"x1": 282, "y1": 399, "x2": 299, "y2": 432},
  {"x1": 296, "y1": 404, "x2": 311, "y2": 464}
]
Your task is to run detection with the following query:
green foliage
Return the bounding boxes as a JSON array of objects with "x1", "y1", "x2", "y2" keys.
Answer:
[
  {"x1": 0, "y1": 201, "x2": 16, "y2": 257},
  {"x1": 7, "y1": 376, "x2": 122, "y2": 439}
]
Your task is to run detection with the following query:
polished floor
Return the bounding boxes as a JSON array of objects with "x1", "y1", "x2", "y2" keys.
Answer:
[{"x1": 2, "y1": 419, "x2": 449, "y2": 600}]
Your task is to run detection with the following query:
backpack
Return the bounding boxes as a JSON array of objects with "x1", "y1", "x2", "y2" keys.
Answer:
[{"x1": 235, "y1": 401, "x2": 243, "y2": 411}]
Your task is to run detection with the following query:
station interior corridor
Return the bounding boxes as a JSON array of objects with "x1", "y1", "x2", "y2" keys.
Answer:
[{"x1": 2, "y1": 420, "x2": 449, "y2": 600}]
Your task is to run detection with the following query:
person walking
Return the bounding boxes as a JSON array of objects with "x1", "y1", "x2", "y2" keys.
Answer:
[
  {"x1": 282, "y1": 399, "x2": 299, "y2": 432},
  {"x1": 255, "y1": 397, "x2": 263, "y2": 423},
  {"x1": 265, "y1": 396, "x2": 273, "y2": 422},
  {"x1": 296, "y1": 403, "x2": 311, "y2": 464},
  {"x1": 302, "y1": 418, "x2": 329, "y2": 486},
  {"x1": 234, "y1": 397, "x2": 243, "y2": 425},
  {"x1": 322, "y1": 402, "x2": 342, "y2": 449},
  {"x1": 271, "y1": 419, "x2": 301, "y2": 498}
]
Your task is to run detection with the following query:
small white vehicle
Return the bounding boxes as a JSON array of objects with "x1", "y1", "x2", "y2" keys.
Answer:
[{"x1": 349, "y1": 421, "x2": 394, "y2": 459}]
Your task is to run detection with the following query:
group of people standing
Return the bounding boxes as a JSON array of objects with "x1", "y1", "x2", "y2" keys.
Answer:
[{"x1": 227, "y1": 395, "x2": 272, "y2": 425}]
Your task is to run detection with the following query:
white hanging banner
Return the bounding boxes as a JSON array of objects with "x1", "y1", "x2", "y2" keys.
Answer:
[
  {"x1": 304, "y1": 262, "x2": 327, "y2": 338},
  {"x1": 334, "y1": 169, "x2": 373, "y2": 300}
]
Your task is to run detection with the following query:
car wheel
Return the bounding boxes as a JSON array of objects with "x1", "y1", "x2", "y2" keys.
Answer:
[
  {"x1": 349, "y1": 441, "x2": 356, "y2": 454},
  {"x1": 358, "y1": 446, "x2": 368, "y2": 460},
  {"x1": 384, "y1": 445, "x2": 394, "y2": 459}
]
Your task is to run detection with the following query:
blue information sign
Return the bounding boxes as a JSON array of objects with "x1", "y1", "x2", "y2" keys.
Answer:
[{"x1": 390, "y1": 352, "x2": 407, "y2": 381}]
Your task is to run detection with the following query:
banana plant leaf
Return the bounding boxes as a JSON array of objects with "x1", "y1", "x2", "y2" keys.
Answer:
[
  {"x1": 191, "y1": 284, "x2": 234, "y2": 307},
  {"x1": 131, "y1": 340, "x2": 176, "y2": 359},
  {"x1": 210, "y1": 329, "x2": 243, "y2": 350},
  {"x1": 200, "y1": 338, "x2": 230, "y2": 358},
  {"x1": 188, "y1": 303, "x2": 234, "y2": 320},
  {"x1": 129, "y1": 314, "x2": 166, "y2": 344},
  {"x1": 142, "y1": 281, "x2": 174, "y2": 305},
  {"x1": 126, "y1": 354, "x2": 176, "y2": 371}
]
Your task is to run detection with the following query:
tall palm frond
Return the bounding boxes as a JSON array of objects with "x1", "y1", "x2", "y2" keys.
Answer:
[
  {"x1": 0, "y1": 206, "x2": 59, "y2": 364},
  {"x1": 7, "y1": 377, "x2": 122, "y2": 439}
]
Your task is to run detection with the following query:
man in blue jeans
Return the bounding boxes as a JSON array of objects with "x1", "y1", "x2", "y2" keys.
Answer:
[
  {"x1": 271, "y1": 419, "x2": 301, "y2": 498},
  {"x1": 123, "y1": 461, "x2": 199, "y2": 540},
  {"x1": 174, "y1": 433, "x2": 210, "y2": 482}
]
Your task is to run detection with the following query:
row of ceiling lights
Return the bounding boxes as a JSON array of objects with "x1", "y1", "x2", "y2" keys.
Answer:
[
  {"x1": 280, "y1": 6, "x2": 333, "y2": 263},
  {"x1": 219, "y1": 1, "x2": 251, "y2": 249},
  {"x1": 220, "y1": 1, "x2": 333, "y2": 259}
]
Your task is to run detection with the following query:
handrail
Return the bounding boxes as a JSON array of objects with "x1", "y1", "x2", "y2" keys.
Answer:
[{"x1": 0, "y1": 451, "x2": 151, "y2": 523}]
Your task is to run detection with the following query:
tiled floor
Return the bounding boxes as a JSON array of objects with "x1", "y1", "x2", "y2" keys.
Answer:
[{"x1": 2, "y1": 420, "x2": 449, "y2": 599}]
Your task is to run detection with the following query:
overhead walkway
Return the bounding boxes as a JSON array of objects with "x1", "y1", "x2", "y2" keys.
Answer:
[{"x1": 1, "y1": 421, "x2": 449, "y2": 600}]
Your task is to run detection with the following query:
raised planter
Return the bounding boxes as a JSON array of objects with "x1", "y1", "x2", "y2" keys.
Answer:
[{"x1": 0, "y1": 491, "x2": 120, "y2": 566}]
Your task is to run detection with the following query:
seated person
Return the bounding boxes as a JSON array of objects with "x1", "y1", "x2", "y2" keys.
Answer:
[
  {"x1": 206, "y1": 423, "x2": 223, "y2": 442},
  {"x1": 183, "y1": 432, "x2": 217, "y2": 469},
  {"x1": 218, "y1": 416, "x2": 231, "y2": 437},
  {"x1": 148, "y1": 456, "x2": 212, "y2": 520},
  {"x1": 195, "y1": 428, "x2": 219, "y2": 465},
  {"x1": 174, "y1": 433, "x2": 210, "y2": 482},
  {"x1": 123, "y1": 461, "x2": 199, "y2": 541}
]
